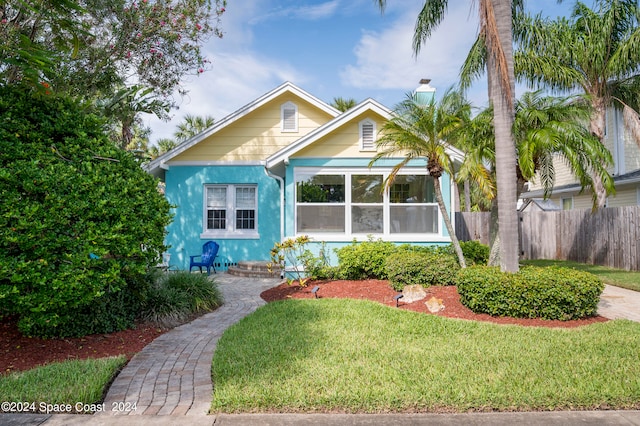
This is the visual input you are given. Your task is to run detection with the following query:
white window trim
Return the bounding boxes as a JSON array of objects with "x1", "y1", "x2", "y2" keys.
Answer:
[
  {"x1": 281, "y1": 101, "x2": 298, "y2": 133},
  {"x1": 561, "y1": 197, "x2": 574, "y2": 210},
  {"x1": 359, "y1": 119, "x2": 376, "y2": 151},
  {"x1": 201, "y1": 184, "x2": 260, "y2": 239},
  {"x1": 293, "y1": 167, "x2": 442, "y2": 242}
]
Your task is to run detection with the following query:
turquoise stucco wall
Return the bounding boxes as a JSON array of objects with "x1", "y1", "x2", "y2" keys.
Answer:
[{"x1": 164, "y1": 165, "x2": 281, "y2": 270}]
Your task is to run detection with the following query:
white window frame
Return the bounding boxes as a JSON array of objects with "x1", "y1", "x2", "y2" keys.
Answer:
[
  {"x1": 201, "y1": 184, "x2": 259, "y2": 239},
  {"x1": 359, "y1": 119, "x2": 376, "y2": 151},
  {"x1": 294, "y1": 168, "x2": 444, "y2": 242},
  {"x1": 561, "y1": 197, "x2": 573, "y2": 210},
  {"x1": 281, "y1": 101, "x2": 298, "y2": 132}
]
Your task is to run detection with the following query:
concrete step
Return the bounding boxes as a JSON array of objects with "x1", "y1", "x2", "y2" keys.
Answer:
[{"x1": 227, "y1": 261, "x2": 282, "y2": 278}]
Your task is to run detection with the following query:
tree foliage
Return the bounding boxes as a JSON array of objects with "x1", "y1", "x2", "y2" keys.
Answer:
[
  {"x1": 1, "y1": 0, "x2": 226, "y2": 147},
  {"x1": 0, "y1": 85, "x2": 173, "y2": 337}
]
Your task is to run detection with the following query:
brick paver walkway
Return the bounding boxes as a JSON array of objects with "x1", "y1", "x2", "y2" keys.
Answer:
[{"x1": 100, "y1": 273, "x2": 281, "y2": 417}]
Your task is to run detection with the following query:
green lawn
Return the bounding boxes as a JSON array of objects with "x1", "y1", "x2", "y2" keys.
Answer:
[
  {"x1": 211, "y1": 298, "x2": 640, "y2": 413},
  {"x1": 0, "y1": 356, "x2": 126, "y2": 413},
  {"x1": 521, "y1": 259, "x2": 640, "y2": 292}
]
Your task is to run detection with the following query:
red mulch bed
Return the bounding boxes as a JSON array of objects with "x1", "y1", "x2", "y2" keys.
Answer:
[
  {"x1": 2, "y1": 279, "x2": 608, "y2": 375},
  {"x1": 261, "y1": 279, "x2": 609, "y2": 329},
  {"x1": 1, "y1": 318, "x2": 167, "y2": 375}
]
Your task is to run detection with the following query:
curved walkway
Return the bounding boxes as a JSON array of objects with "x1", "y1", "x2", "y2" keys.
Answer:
[
  {"x1": 99, "y1": 273, "x2": 281, "y2": 417},
  {"x1": 3, "y1": 278, "x2": 639, "y2": 425}
]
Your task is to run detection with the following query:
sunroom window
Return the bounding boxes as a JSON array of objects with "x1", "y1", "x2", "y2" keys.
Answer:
[
  {"x1": 296, "y1": 174, "x2": 345, "y2": 232},
  {"x1": 295, "y1": 169, "x2": 439, "y2": 237}
]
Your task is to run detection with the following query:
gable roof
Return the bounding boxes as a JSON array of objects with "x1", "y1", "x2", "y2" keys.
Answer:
[
  {"x1": 144, "y1": 82, "x2": 340, "y2": 177},
  {"x1": 265, "y1": 98, "x2": 466, "y2": 168},
  {"x1": 265, "y1": 98, "x2": 392, "y2": 168}
]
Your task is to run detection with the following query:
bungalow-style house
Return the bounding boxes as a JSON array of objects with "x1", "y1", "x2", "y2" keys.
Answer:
[
  {"x1": 145, "y1": 81, "x2": 463, "y2": 270},
  {"x1": 521, "y1": 108, "x2": 640, "y2": 209}
]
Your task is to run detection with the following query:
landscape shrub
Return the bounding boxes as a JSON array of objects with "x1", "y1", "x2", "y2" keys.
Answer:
[
  {"x1": 456, "y1": 265, "x2": 604, "y2": 320},
  {"x1": 0, "y1": 86, "x2": 172, "y2": 337},
  {"x1": 335, "y1": 238, "x2": 397, "y2": 280},
  {"x1": 385, "y1": 249, "x2": 460, "y2": 291},
  {"x1": 142, "y1": 271, "x2": 223, "y2": 328},
  {"x1": 460, "y1": 240, "x2": 490, "y2": 265}
]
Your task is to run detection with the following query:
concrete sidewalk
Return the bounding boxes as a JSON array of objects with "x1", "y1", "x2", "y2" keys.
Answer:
[
  {"x1": 1, "y1": 276, "x2": 639, "y2": 426},
  {"x1": 5, "y1": 410, "x2": 640, "y2": 425}
]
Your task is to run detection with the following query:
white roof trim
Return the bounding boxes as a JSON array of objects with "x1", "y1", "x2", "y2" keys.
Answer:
[{"x1": 144, "y1": 82, "x2": 340, "y2": 175}]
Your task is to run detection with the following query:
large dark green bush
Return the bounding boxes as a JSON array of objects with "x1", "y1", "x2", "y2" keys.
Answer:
[
  {"x1": 385, "y1": 248, "x2": 460, "y2": 291},
  {"x1": 0, "y1": 86, "x2": 172, "y2": 337},
  {"x1": 335, "y1": 238, "x2": 397, "y2": 280},
  {"x1": 456, "y1": 266, "x2": 604, "y2": 320}
]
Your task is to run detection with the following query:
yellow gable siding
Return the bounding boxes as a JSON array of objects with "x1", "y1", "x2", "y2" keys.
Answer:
[
  {"x1": 292, "y1": 113, "x2": 387, "y2": 158},
  {"x1": 171, "y1": 94, "x2": 334, "y2": 162}
]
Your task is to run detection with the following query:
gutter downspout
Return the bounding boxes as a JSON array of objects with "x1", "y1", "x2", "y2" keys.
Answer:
[{"x1": 264, "y1": 165, "x2": 285, "y2": 242}]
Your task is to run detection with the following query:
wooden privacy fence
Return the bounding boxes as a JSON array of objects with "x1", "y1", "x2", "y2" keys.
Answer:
[{"x1": 455, "y1": 206, "x2": 640, "y2": 271}]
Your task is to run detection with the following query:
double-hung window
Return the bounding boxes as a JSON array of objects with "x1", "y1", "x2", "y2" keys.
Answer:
[
  {"x1": 295, "y1": 169, "x2": 439, "y2": 239},
  {"x1": 204, "y1": 185, "x2": 258, "y2": 238}
]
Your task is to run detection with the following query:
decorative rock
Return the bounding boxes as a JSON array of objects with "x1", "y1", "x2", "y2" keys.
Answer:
[
  {"x1": 425, "y1": 296, "x2": 445, "y2": 313},
  {"x1": 402, "y1": 284, "x2": 427, "y2": 303}
]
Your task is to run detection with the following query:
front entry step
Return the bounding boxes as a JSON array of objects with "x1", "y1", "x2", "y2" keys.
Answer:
[{"x1": 226, "y1": 261, "x2": 282, "y2": 279}]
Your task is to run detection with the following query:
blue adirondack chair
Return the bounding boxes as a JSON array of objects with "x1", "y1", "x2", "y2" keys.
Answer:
[{"x1": 189, "y1": 241, "x2": 220, "y2": 275}]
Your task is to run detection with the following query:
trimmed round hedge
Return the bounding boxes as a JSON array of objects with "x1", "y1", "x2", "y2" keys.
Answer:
[
  {"x1": 456, "y1": 266, "x2": 604, "y2": 320},
  {"x1": 385, "y1": 249, "x2": 460, "y2": 291}
]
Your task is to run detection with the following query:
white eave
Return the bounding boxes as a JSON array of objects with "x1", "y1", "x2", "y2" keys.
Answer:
[{"x1": 144, "y1": 81, "x2": 340, "y2": 177}]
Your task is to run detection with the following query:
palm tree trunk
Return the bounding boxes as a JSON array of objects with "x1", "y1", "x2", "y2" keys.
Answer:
[
  {"x1": 590, "y1": 98, "x2": 608, "y2": 209},
  {"x1": 433, "y1": 177, "x2": 466, "y2": 268},
  {"x1": 487, "y1": 0, "x2": 519, "y2": 273}
]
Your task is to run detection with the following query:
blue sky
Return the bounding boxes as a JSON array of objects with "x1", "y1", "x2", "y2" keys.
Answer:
[{"x1": 145, "y1": 0, "x2": 574, "y2": 144}]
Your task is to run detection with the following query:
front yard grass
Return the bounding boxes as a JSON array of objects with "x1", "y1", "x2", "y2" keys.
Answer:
[
  {"x1": 521, "y1": 259, "x2": 640, "y2": 292},
  {"x1": 0, "y1": 356, "x2": 126, "y2": 412},
  {"x1": 211, "y1": 298, "x2": 640, "y2": 413}
]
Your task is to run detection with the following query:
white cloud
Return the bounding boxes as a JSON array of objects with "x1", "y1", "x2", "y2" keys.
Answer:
[
  {"x1": 341, "y1": 3, "x2": 480, "y2": 93},
  {"x1": 250, "y1": 0, "x2": 340, "y2": 24}
]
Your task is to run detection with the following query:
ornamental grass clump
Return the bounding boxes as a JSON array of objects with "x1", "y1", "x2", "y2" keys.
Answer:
[
  {"x1": 456, "y1": 265, "x2": 604, "y2": 320},
  {"x1": 142, "y1": 271, "x2": 223, "y2": 328}
]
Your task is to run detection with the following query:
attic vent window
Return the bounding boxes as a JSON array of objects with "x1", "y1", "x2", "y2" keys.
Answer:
[
  {"x1": 281, "y1": 102, "x2": 298, "y2": 132},
  {"x1": 359, "y1": 119, "x2": 376, "y2": 151}
]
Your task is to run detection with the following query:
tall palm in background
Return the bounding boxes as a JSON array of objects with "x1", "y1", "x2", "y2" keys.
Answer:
[
  {"x1": 460, "y1": 92, "x2": 614, "y2": 203},
  {"x1": 371, "y1": 90, "x2": 472, "y2": 268},
  {"x1": 514, "y1": 0, "x2": 640, "y2": 208},
  {"x1": 331, "y1": 97, "x2": 358, "y2": 112},
  {"x1": 375, "y1": 0, "x2": 521, "y2": 272},
  {"x1": 173, "y1": 114, "x2": 215, "y2": 142}
]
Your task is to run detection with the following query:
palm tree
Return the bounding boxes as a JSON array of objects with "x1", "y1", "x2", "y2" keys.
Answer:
[
  {"x1": 174, "y1": 114, "x2": 215, "y2": 142},
  {"x1": 331, "y1": 97, "x2": 358, "y2": 112},
  {"x1": 376, "y1": 0, "x2": 522, "y2": 272},
  {"x1": 148, "y1": 138, "x2": 179, "y2": 159},
  {"x1": 463, "y1": 91, "x2": 615, "y2": 200},
  {"x1": 514, "y1": 0, "x2": 640, "y2": 208},
  {"x1": 371, "y1": 89, "x2": 471, "y2": 268},
  {"x1": 514, "y1": 91, "x2": 615, "y2": 202}
]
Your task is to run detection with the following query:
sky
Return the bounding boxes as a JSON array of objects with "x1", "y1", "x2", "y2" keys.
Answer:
[{"x1": 144, "y1": 0, "x2": 574, "y2": 145}]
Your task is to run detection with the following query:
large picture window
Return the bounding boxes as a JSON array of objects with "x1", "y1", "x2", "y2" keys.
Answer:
[
  {"x1": 295, "y1": 169, "x2": 439, "y2": 237},
  {"x1": 204, "y1": 185, "x2": 257, "y2": 237}
]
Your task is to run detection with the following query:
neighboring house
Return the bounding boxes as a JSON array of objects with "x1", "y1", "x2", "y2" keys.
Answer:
[
  {"x1": 519, "y1": 198, "x2": 561, "y2": 212},
  {"x1": 522, "y1": 108, "x2": 640, "y2": 209},
  {"x1": 145, "y1": 81, "x2": 462, "y2": 270}
]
